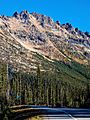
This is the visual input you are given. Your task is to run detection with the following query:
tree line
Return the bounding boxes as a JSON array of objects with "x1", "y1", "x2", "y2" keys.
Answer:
[{"x1": 0, "y1": 63, "x2": 90, "y2": 108}]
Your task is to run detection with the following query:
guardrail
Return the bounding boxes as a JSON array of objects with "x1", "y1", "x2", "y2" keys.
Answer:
[{"x1": 10, "y1": 105, "x2": 45, "y2": 120}]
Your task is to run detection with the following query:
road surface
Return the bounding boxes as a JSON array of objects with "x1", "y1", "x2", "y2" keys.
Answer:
[{"x1": 30, "y1": 106, "x2": 90, "y2": 120}]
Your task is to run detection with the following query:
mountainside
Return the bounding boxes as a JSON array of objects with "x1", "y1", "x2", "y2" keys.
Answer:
[
  {"x1": 0, "y1": 11, "x2": 90, "y2": 108},
  {"x1": 0, "y1": 10, "x2": 90, "y2": 72}
]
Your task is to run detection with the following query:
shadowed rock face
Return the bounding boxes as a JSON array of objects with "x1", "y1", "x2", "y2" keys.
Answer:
[
  {"x1": 61, "y1": 23, "x2": 90, "y2": 39},
  {"x1": 20, "y1": 10, "x2": 29, "y2": 20},
  {"x1": 13, "y1": 12, "x2": 19, "y2": 18},
  {"x1": 13, "y1": 10, "x2": 30, "y2": 23},
  {"x1": 31, "y1": 12, "x2": 56, "y2": 29},
  {"x1": 0, "y1": 10, "x2": 90, "y2": 71}
]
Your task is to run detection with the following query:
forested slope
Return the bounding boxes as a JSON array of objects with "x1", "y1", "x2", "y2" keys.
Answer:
[{"x1": 0, "y1": 60, "x2": 90, "y2": 108}]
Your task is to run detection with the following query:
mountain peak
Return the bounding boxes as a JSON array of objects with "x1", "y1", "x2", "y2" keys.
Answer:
[
  {"x1": 13, "y1": 11, "x2": 19, "y2": 18},
  {"x1": 31, "y1": 12, "x2": 57, "y2": 29},
  {"x1": 0, "y1": 10, "x2": 90, "y2": 72},
  {"x1": 13, "y1": 10, "x2": 30, "y2": 20}
]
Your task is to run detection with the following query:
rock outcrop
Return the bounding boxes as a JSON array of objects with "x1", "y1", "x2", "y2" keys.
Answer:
[{"x1": 0, "y1": 10, "x2": 90, "y2": 71}]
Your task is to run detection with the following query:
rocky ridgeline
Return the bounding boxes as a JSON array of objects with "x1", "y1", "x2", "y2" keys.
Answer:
[
  {"x1": 13, "y1": 10, "x2": 30, "y2": 20},
  {"x1": 0, "y1": 10, "x2": 90, "y2": 71},
  {"x1": 31, "y1": 12, "x2": 90, "y2": 38},
  {"x1": 61, "y1": 23, "x2": 90, "y2": 39},
  {"x1": 31, "y1": 12, "x2": 56, "y2": 29}
]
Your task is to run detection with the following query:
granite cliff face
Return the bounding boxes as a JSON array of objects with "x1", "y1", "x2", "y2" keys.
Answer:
[{"x1": 0, "y1": 10, "x2": 90, "y2": 71}]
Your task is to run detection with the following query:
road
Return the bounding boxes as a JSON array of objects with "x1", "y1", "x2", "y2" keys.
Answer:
[{"x1": 30, "y1": 106, "x2": 90, "y2": 120}]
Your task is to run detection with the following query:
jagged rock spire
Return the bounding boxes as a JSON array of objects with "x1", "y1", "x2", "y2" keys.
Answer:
[
  {"x1": 13, "y1": 11, "x2": 19, "y2": 18},
  {"x1": 13, "y1": 10, "x2": 30, "y2": 20},
  {"x1": 20, "y1": 10, "x2": 29, "y2": 20}
]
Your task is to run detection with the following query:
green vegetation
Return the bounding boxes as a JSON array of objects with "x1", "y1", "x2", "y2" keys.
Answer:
[
  {"x1": 0, "y1": 57, "x2": 90, "y2": 112},
  {"x1": 0, "y1": 96, "x2": 11, "y2": 120}
]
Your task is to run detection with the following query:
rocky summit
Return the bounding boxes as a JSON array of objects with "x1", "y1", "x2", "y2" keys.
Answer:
[{"x1": 0, "y1": 10, "x2": 90, "y2": 72}]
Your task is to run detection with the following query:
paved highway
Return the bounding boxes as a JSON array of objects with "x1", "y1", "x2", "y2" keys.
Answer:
[{"x1": 30, "y1": 107, "x2": 90, "y2": 120}]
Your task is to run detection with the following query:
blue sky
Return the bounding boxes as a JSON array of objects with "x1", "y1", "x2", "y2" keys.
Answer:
[{"x1": 0, "y1": 0, "x2": 90, "y2": 32}]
